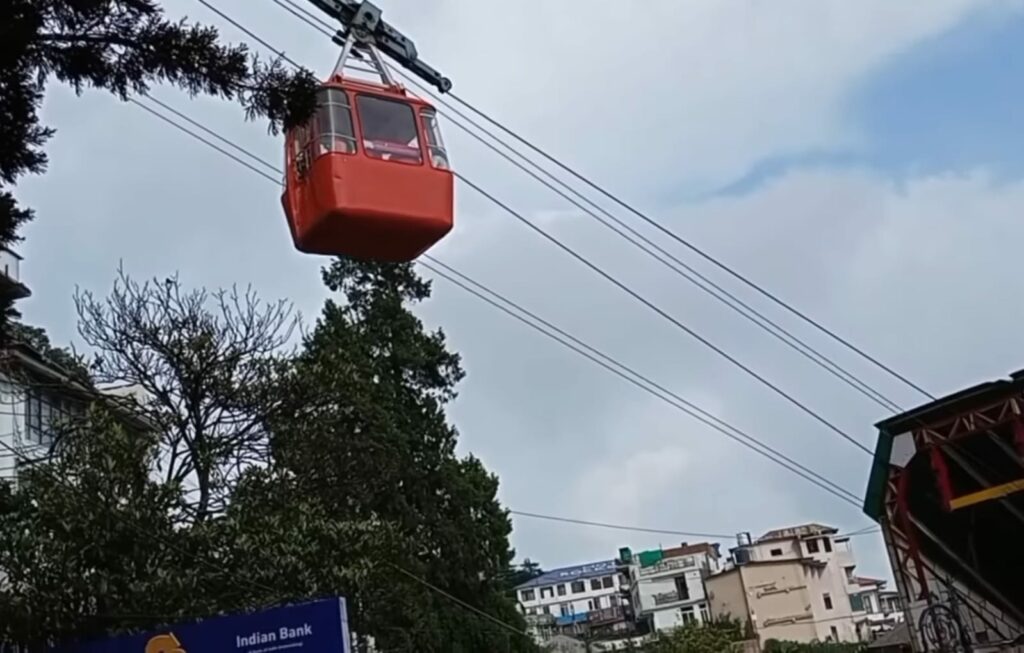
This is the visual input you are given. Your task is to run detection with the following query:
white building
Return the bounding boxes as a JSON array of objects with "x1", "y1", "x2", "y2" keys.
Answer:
[
  {"x1": 516, "y1": 559, "x2": 632, "y2": 645},
  {"x1": 0, "y1": 252, "x2": 151, "y2": 485},
  {"x1": 619, "y1": 542, "x2": 720, "y2": 633},
  {"x1": 849, "y1": 576, "x2": 904, "y2": 640},
  {"x1": 706, "y1": 524, "x2": 874, "y2": 645}
]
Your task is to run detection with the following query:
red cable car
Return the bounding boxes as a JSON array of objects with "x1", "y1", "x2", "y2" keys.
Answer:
[{"x1": 281, "y1": 11, "x2": 454, "y2": 262}]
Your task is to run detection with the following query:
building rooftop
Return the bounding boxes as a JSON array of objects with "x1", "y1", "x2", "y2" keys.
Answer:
[
  {"x1": 855, "y1": 576, "x2": 888, "y2": 588},
  {"x1": 661, "y1": 542, "x2": 720, "y2": 560},
  {"x1": 515, "y1": 559, "x2": 619, "y2": 590},
  {"x1": 0, "y1": 340, "x2": 156, "y2": 433},
  {"x1": 757, "y1": 523, "x2": 838, "y2": 543}
]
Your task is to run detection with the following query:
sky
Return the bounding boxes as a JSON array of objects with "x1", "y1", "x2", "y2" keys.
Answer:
[{"x1": 15, "y1": 0, "x2": 1024, "y2": 583}]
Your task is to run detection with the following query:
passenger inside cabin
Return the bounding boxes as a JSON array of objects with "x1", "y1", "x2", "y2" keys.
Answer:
[{"x1": 357, "y1": 94, "x2": 421, "y2": 163}]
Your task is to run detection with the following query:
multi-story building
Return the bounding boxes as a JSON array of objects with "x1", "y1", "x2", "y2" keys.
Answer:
[
  {"x1": 619, "y1": 542, "x2": 720, "y2": 633},
  {"x1": 515, "y1": 559, "x2": 633, "y2": 645},
  {"x1": 849, "y1": 576, "x2": 904, "y2": 640},
  {"x1": 706, "y1": 524, "x2": 868, "y2": 645},
  {"x1": 0, "y1": 247, "x2": 31, "y2": 320},
  {"x1": 0, "y1": 251, "x2": 151, "y2": 485}
]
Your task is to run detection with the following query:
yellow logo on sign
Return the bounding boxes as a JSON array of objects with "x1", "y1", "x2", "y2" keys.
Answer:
[{"x1": 145, "y1": 633, "x2": 185, "y2": 653}]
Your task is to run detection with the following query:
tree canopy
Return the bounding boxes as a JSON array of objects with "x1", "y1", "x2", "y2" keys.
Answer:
[
  {"x1": 0, "y1": 0, "x2": 319, "y2": 332},
  {"x1": 0, "y1": 261, "x2": 534, "y2": 652}
]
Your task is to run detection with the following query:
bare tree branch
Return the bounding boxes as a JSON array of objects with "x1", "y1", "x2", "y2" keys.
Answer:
[{"x1": 74, "y1": 267, "x2": 298, "y2": 522}]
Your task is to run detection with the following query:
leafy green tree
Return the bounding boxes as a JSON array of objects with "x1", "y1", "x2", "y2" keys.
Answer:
[
  {"x1": 645, "y1": 617, "x2": 751, "y2": 653},
  {"x1": 0, "y1": 406, "x2": 188, "y2": 647},
  {"x1": 0, "y1": 260, "x2": 534, "y2": 652},
  {"x1": 269, "y1": 259, "x2": 533, "y2": 651},
  {"x1": 0, "y1": 0, "x2": 318, "y2": 333}
]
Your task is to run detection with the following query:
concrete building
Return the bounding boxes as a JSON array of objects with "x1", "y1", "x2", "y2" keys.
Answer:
[
  {"x1": 706, "y1": 524, "x2": 868, "y2": 646},
  {"x1": 0, "y1": 252, "x2": 151, "y2": 484},
  {"x1": 850, "y1": 576, "x2": 904, "y2": 640},
  {"x1": 619, "y1": 542, "x2": 720, "y2": 633},
  {"x1": 0, "y1": 247, "x2": 31, "y2": 319},
  {"x1": 516, "y1": 559, "x2": 633, "y2": 646}
]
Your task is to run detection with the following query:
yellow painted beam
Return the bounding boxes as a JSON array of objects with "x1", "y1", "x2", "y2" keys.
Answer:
[{"x1": 950, "y1": 478, "x2": 1024, "y2": 510}]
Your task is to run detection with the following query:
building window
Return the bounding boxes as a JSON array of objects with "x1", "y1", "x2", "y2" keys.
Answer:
[
  {"x1": 830, "y1": 626, "x2": 839, "y2": 640},
  {"x1": 589, "y1": 597, "x2": 602, "y2": 611},
  {"x1": 806, "y1": 538, "x2": 821, "y2": 554},
  {"x1": 24, "y1": 387, "x2": 78, "y2": 446},
  {"x1": 699, "y1": 603, "x2": 710, "y2": 622},
  {"x1": 680, "y1": 607, "x2": 695, "y2": 625},
  {"x1": 602, "y1": 575, "x2": 614, "y2": 588},
  {"x1": 823, "y1": 537, "x2": 833, "y2": 553},
  {"x1": 844, "y1": 566, "x2": 856, "y2": 583},
  {"x1": 540, "y1": 586, "x2": 553, "y2": 599},
  {"x1": 675, "y1": 576, "x2": 690, "y2": 601},
  {"x1": 557, "y1": 584, "x2": 566, "y2": 596},
  {"x1": 520, "y1": 589, "x2": 535, "y2": 602},
  {"x1": 770, "y1": 548, "x2": 783, "y2": 557},
  {"x1": 542, "y1": 605, "x2": 550, "y2": 614},
  {"x1": 823, "y1": 593, "x2": 833, "y2": 610},
  {"x1": 571, "y1": 581, "x2": 585, "y2": 594},
  {"x1": 610, "y1": 594, "x2": 620, "y2": 607},
  {"x1": 849, "y1": 593, "x2": 864, "y2": 612},
  {"x1": 560, "y1": 604, "x2": 571, "y2": 617},
  {"x1": 590, "y1": 578, "x2": 602, "y2": 591}
]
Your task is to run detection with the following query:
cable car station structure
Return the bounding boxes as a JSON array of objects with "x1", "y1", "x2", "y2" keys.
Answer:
[{"x1": 864, "y1": 370, "x2": 1024, "y2": 652}]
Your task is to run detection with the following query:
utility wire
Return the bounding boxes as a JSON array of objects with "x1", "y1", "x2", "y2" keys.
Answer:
[
  {"x1": 454, "y1": 171, "x2": 873, "y2": 456},
  {"x1": 267, "y1": 0, "x2": 902, "y2": 416},
  {"x1": 128, "y1": 94, "x2": 864, "y2": 508},
  {"x1": 202, "y1": 0, "x2": 875, "y2": 459},
  {"x1": 420, "y1": 255, "x2": 861, "y2": 503},
  {"x1": 266, "y1": 0, "x2": 930, "y2": 406},
  {"x1": 508, "y1": 511, "x2": 878, "y2": 539}
]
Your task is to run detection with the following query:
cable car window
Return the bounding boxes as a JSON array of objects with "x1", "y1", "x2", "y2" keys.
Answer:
[
  {"x1": 356, "y1": 94, "x2": 422, "y2": 164},
  {"x1": 290, "y1": 123, "x2": 311, "y2": 178},
  {"x1": 314, "y1": 87, "x2": 356, "y2": 156},
  {"x1": 420, "y1": 108, "x2": 450, "y2": 170}
]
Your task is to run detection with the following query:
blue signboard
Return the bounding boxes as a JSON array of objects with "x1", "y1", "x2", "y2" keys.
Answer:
[{"x1": 52, "y1": 598, "x2": 350, "y2": 653}]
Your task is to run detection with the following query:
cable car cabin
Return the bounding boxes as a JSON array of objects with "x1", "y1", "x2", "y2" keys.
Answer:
[{"x1": 281, "y1": 75, "x2": 454, "y2": 262}]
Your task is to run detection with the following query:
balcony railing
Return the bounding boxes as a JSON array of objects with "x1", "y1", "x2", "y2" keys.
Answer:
[
  {"x1": 653, "y1": 591, "x2": 685, "y2": 606},
  {"x1": 525, "y1": 613, "x2": 555, "y2": 626},
  {"x1": 639, "y1": 556, "x2": 695, "y2": 577},
  {"x1": 588, "y1": 606, "x2": 625, "y2": 624}
]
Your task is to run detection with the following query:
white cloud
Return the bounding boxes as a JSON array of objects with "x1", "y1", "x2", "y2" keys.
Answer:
[
  {"x1": 428, "y1": 165, "x2": 1024, "y2": 578},
  {"x1": 13, "y1": 0, "x2": 1021, "y2": 588}
]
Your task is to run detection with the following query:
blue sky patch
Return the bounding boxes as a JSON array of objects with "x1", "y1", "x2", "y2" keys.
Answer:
[{"x1": 702, "y1": 5, "x2": 1024, "y2": 200}]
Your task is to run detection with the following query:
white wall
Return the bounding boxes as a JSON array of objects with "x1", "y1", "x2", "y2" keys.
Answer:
[
  {"x1": 0, "y1": 376, "x2": 44, "y2": 486},
  {"x1": 630, "y1": 553, "x2": 714, "y2": 634},
  {"x1": 519, "y1": 570, "x2": 626, "y2": 619}
]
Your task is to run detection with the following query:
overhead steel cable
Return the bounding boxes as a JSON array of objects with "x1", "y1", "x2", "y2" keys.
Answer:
[
  {"x1": 128, "y1": 94, "x2": 865, "y2": 507},
  {"x1": 265, "y1": 0, "x2": 930, "y2": 407},
  {"x1": 453, "y1": 171, "x2": 874, "y2": 456},
  {"x1": 197, "y1": 0, "x2": 875, "y2": 459},
  {"x1": 444, "y1": 90, "x2": 937, "y2": 405}
]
